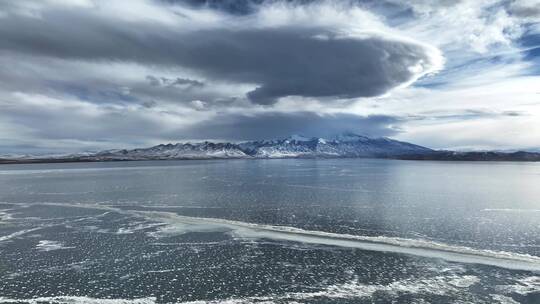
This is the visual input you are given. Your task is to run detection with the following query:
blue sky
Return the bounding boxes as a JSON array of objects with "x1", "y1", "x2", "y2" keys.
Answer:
[{"x1": 0, "y1": 0, "x2": 539, "y2": 153}]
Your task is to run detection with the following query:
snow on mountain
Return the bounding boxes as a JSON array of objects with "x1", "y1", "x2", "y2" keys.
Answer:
[
  {"x1": 236, "y1": 133, "x2": 431, "y2": 159},
  {"x1": 84, "y1": 134, "x2": 430, "y2": 159},
  {"x1": 4, "y1": 134, "x2": 540, "y2": 163},
  {"x1": 0, "y1": 133, "x2": 435, "y2": 162},
  {"x1": 93, "y1": 142, "x2": 248, "y2": 160}
]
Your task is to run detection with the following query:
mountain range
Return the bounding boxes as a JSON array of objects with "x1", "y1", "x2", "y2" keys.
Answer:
[{"x1": 1, "y1": 133, "x2": 539, "y2": 163}]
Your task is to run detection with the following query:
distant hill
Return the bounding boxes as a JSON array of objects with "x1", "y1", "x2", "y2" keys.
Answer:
[
  {"x1": 398, "y1": 150, "x2": 540, "y2": 162},
  {"x1": 1, "y1": 133, "x2": 539, "y2": 164}
]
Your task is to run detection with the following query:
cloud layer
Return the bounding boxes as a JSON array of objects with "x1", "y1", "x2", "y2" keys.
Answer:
[
  {"x1": 0, "y1": 0, "x2": 538, "y2": 153},
  {"x1": 0, "y1": 1, "x2": 441, "y2": 105},
  {"x1": 180, "y1": 112, "x2": 401, "y2": 140}
]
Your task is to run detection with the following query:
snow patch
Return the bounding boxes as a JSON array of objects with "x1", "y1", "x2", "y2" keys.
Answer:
[
  {"x1": 36, "y1": 240, "x2": 74, "y2": 251},
  {"x1": 176, "y1": 274, "x2": 480, "y2": 303},
  {"x1": 491, "y1": 294, "x2": 520, "y2": 304},
  {"x1": 0, "y1": 227, "x2": 42, "y2": 242},
  {"x1": 496, "y1": 276, "x2": 540, "y2": 295},
  {"x1": 0, "y1": 210, "x2": 14, "y2": 222},
  {"x1": 0, "y1": 297, "x2": 156, "y2": 304},
  {"x1": 115, "y1": 222, "x2": 165, "y2": 234}
]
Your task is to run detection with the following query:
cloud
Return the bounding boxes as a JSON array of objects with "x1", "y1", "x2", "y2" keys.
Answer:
[
  {"x1": 387, "y1": 0, "x2": 527, "y2": 54},
  {"x1": 146, "y1": 76, "x2": 205, "y2": 88},
  {"x1": 0, "y1": 0, "x2": 539, "y2": 153},
  {"x1": 168, "y1": 0, "x2": 264, "y2": 15},
  {"x1": 406, "y1": 109, "x2": 528, "y2": 122},
  {"x1": 235, "y1": 29, "x2": 441, "y2": 104},
  {"x1": 0, "y1": 0, "x2": 442, "y2": 105},
  {"x1": 179, "y1": 111, "x2": 402, "y2": 140},
  {"x1": 0, "y1": 91, "x2": 402, "y2": 153},
  {"x1": 173, "y1": 78, "x2": 205, "y2": 88},
  {"x1": 509, "y1": 0, "x2": 540, "y2": 19},
  {"x1": 397, "y1": 115, "x2": 540, "y2": 151},
  {"x1": 190, "y1": 99, "x2": 206, "y2": 110}
]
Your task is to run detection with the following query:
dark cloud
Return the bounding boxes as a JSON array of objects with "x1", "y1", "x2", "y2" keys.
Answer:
[
  {"x1": 165, "y1": 0, "x2": 266, "y2": 15},
  {"x1": 173, "y1": 78, "x2": 205, "y2": 87},
  {"x1": 509, "y1": 2, "x2": 540, "y2": 18},
  {"x1": 142, "y1": 100, "x2": 158, "y2": 108},
  {"x1": 501, "y1": 110, "x2": 526, "y2": 117},
  {"x1": 146, "y1": 75, "x2": 162, "y2": 87},
  {"x1": 179, "y1": 112, "x2": 401, "y2": 140},
  {"x1": 163, "y1": 0, "x2": 417, "y2": 19},
  {"x1": 0, "y1": 8, "x2": 438, "y2": 105},
  {"x1": 175, "y1": 28, "x2": 437, "y2": 105}
]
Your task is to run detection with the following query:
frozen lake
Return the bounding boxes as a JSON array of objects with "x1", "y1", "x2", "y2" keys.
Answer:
[{"x1": 0, "y1": 159, "x2": 539, "y2": 303}]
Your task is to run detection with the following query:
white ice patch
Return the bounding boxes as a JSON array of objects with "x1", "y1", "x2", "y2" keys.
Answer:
[
  {"x1": 0, "y1": 297, "x2": 156, "y2": 304},
  {"x1": 137, "y1": 211, "x2": 540, "y2": 271},
  {"x1": 491, "y1": 294, "x2": 520, "y2": 304},
  {"x1": 286, "y1": 275, "x2": 480, "y2": 299},
  {"x1": 146, "y1": 218, "x2": 229, "y2": 239},
  {"x1": 0, "y1": 210, "x2": 14, "y2": 222},
  {"x1": 0, "y1": 227, "x2": 42, "y2": 242},
  {"x1": 116, "y1": 222, "x2": 165, "y2": 235},
  {"x1": 177, "y1": 274, "x2": 480, "y2": 303},
  {"x1": 495, "y1": 276, "x2": 540, "y2": 295},
  {"x1": 36, "y1": 240, "x2": 74, "y2": 251},
  {"x1": 447, "y1": 275, "x2": 481, "y2": 288}
]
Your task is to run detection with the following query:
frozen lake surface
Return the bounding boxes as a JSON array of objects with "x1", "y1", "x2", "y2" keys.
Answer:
[{"x1": 0, "y1": 159, "x2": 539, "y2": 303}]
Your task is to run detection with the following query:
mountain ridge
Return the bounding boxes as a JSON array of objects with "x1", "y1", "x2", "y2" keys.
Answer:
[{"x1": 1, "y1": 133, "x2": 539, "y2": 164}]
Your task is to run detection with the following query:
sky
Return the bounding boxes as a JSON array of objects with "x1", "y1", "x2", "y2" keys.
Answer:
[{"x1": 0, "y1": 0, "x2": 539, "y2": 154}]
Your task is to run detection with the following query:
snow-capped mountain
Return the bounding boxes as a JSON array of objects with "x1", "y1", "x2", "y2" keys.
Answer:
[
  {"x1": 42, "y1": 133, "x2": 432, "y2": 161},
  {"x1": 3, "y1": 133, "x2": 540, "y2": 163},
  {"x1": 92, "y1": 142, "x2": 248, "y2": 160},
  {"x1": 238, "y1": 133, "x2": 432, "y2": 158}
]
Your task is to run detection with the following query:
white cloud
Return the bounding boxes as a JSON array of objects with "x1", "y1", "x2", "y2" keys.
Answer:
[
  {"x1": 392, "y1": 0, "x2": 525, "y2": 54},
  {"x1": 191, "y1": 100, "x2": 206, "y2": 110}
]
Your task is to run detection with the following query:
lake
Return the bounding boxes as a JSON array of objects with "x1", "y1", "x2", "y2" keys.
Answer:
[{"x1": 0, "y1": 159, "x2": 539, "y2": 303}]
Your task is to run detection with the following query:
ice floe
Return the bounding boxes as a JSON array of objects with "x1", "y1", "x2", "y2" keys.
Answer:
[{"x1": 137, "y1": 211, "x2": 540, "y2": 271}]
